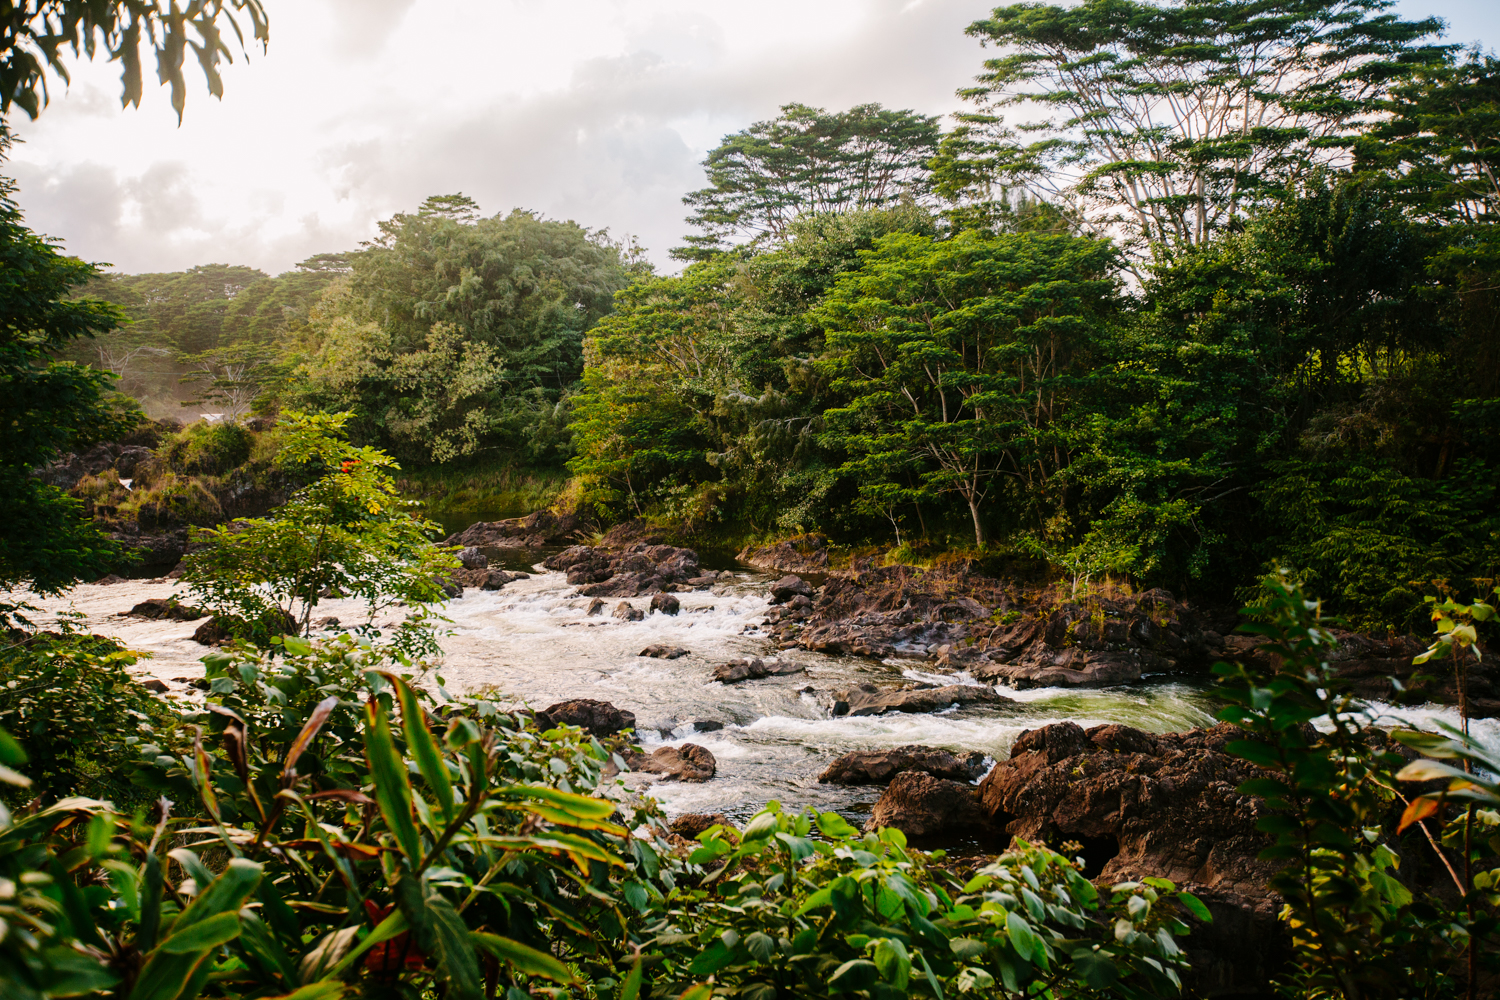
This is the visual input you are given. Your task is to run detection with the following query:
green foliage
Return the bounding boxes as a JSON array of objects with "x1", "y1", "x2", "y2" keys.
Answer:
[
  {"x1": 941, "y1": 0, "x2": 1450, "y2": 263},
  {"x1": 288, "y1": 200, "x2": 640, "y2": 465},
  {"x1": 0, "y1": 633, "x2": 168, "y2": 805},
  {"x1": 1214, "y1": 573, "x2": 1467, "y2": 997},
  {"x1": 158, "y1": 420, "x2": 253, "y2": 476},
  {"x1": 650, "y1": 806, "x2": 1200, "y2": 999},
  {"x1": 0, "y1": 147, "x2": 131, "y2": 601},
  {"x1": 678, "y1": 103, "x2": 942, "y2": 260},
  {"x1": 182, "y1": 410, "x2": 459, "y2": 652},
  {"x1": 0, "y1": 1, "x2": 269, "y2": 122},
  {"x1": 818, "y1": 229, "x2": 1117, "y2": 547}
]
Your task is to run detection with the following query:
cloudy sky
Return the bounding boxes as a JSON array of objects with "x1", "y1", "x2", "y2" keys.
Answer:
[{"x1": 5, "y1": 0, "x2": 1497, "y2": 277}]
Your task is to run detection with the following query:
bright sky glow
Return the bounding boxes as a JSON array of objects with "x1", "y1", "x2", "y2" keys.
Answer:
[{"x1": 3, "y1": 0, "x2": 1495, "y2": 276}]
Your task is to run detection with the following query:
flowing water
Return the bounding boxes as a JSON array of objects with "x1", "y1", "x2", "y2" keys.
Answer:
[{"x1": 19, "y1": 557, "x2": 1489, "y2": 824}]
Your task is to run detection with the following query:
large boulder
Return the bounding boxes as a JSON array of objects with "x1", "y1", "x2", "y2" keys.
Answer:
[
  {"x1": 123, "y1": 598, "x2": 204, "y2": 622},
  {"x1": 649, "y1": 592, "x2": 680, "y2": 616},
  {"x1": 818, "y1": 745, "x2": 987, "y2": 785},
  {"x1": 976, "y1": 720, "x2": 1291, "y2": 994},
  {"x1": 624, "y1": 743, "x2": 716, "y2": 782},
  {"x1": 445, "y1": 509, "x2": 585, "y2": 550},
  {"x1": 711, "y1": 657, "x2": 805, "y2": 683},
  {"x1": 835, "y1": 682, "x2": 1010, "y2": 716},
  {"x1": 191, "y1": 610, "x2": 299, "y2": 646},
  {"x1": 535, "y1": 699, "x2": 637, "y2": 736},
  {"x1": 864, "y1": 772, "x2": 997, "y2": 840},
  {"x1": 768, "y1": 575, "x2": 814, "y2": 605},
  {"x1": 457, "y1": 546, "x2": 489, "y2": 569},
  {"x1": 613, "y1": 601, "x2": 645, "y2": 622},
  {"x1": 670, "y1": 813, "x2": 732, "y2": 839},
  {"x1": 545, "y1": 543, "x2": 705, "y2": 598}
]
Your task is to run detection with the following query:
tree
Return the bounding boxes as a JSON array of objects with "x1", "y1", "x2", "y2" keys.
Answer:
[
  {"x1": 0, "y1": 0, "x2": 268, "y2": 121},
  {"x1": 677, "y1": 103, "x2": 942, "y2": 260},
  {"x1": 937, "y1": 0, "x2": 1449, "y2": 266},
  {"x1": 0, "y1": 150, "x2": 131, "y2": 603},
  {"x1": 182, "y1": 410, "x2": 459, "y2": 652},
  {"x1": 178, "y1": 340, "x2": 284, "y2": 421},
  {"x1": 818, "y1": 230, "x2": 1117, "y2": 547},
  {"x1": 291, "y1": 200, "x2": 641, "y2": 465}
]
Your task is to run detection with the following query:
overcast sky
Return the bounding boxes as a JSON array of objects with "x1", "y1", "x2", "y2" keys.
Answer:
[{"x1": 5, "y1": 0, "x2": 1497, "y2": 277}]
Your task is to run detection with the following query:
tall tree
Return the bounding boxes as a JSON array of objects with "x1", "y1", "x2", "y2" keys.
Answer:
[
  {"x1": 818, "y1": 230, "x2": 1117, "y2": 547},
  {"x1": 677, "y1": 103, "x2": 942, "y2": 260},
  {"x1": 935, "y1": 0, "x2": 1449, "y2": 266},
  {"x1": 0, "y1": 155, "x2": 131, "y2": 603}
]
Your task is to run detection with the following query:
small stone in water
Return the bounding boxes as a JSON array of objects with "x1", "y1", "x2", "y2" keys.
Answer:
[
  {"x1": 586, "y1": 597, "x2": 606, "y2": 616},
  {"x1": 649, "y1": 592, "x2": 680, "y2": 616},
  {"x1": 690, "y1": 718, "x2": 725, "y2": 732},
  {"x1": 613, "y1": 601, "x2": 644, "y2": 622},
  {"x1": 640, "y1": 644, "x2": 689, "y2": 659}
]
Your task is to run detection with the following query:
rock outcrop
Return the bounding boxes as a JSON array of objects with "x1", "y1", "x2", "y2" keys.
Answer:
[
  {"x1": 451, "y1": 568, "x2": 527, "y2": 590},
  {"x1": 649, "y1": 592, "x2": 681, "y2": 616},
  {"x1": 864, "y1": 772, "x2": 997, "y2": 840},
  {"x1": 737, "y1": 534, "x2": 830, "y2": 574},
  {"x1": 711, "y1": 657, "x2": 805, "y2": 683},
  {"x1": 769, "y1": 575, "x2": 815, "y2": 604},
  {"x1": 444, "y1": 509, "x2": 585, "y2": 550},
  {"x1": 834, "y1": 682, "x2": 1010, "y2": 716},
  {"x1": 818, "y1": 745, "x2": 987, "y2": 785},
  {"x1": 670, "y1": 812, "x2": 731, "y2": 839},
  {"x1": 612, "y1": 602, "x2": 644, "y2": 622},
  {"x1": 535, "y1": 699, "x2": 636, "y2": 736},
  {"x1": 123, "y1": 598, "x2": 204, "y2": 622},
  {"x1": 544, "y1": 543, "x2": 706, "y2": 598},
  {"x1": 640, "y1": 645, "x2": 689, "y2": 659},
  {"x1": 624, "y1": 743, "x2": 716, "y2": 782}
]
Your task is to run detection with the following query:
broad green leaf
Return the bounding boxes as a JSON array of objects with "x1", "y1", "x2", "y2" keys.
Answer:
[
  {"x1": 619, "y1": 956, "x2": 643, "y2": 1000},
  {"x1": 364, "y1": 695, "x2": 422, "y2": 861},
  {"x1": 1070, "y1": 947, "x2": 1119, "y2": 989},
  {"x1": 298, "y1": 925, "x2": 361, "y2": 984},
  {"x1": 472, "y1": 932, "x2": 578, "y2": 984},
  {"x1": 264, "y1": 984, "x2": 346, "y2": 1000},
  {"x1": 1176, "y1": 891, "x2": 1212, "y2": 923},
  {"x1": 36, "y1": 946, "x2": 120, "y2": 996},
  {"x1": 689, "y1": 940, "x2": 736, "y2": 976},
  {"x1": 173, "y1": 858, "x2": 262, "y2": 931},
  {"x1": 1005, "y1": 910, "x2": 1038, "y2": 964},
  {"x1": 385, "y1": 673, "x2": 455, "y2": 823},
  {"x1": 828, "y1": 959, "x2": 879, "y2": 993},
  {"x1": 428, "y1": 892, "x2": 484, "y2": 1000},
  {"x1": 282, "y1": 696, "x2": 339, "y2": 780},
  {"x1": 495, "y1": 784, "x2": 617, "y2": 820},
  {"x1": 328, "y1": 910, "x2": 409, "y2": 978},
  {"x1": 160, "y1": 910, "x2": 242, "y2": 953},
  {"x1": 817, "y1": 811, "x2": 859, "y2": 839}
]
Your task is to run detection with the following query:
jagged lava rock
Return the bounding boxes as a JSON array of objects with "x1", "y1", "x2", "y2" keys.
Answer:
[
  {"x1": 711, "y1": 657, "x2": 805, "y2": 683},
  {"x1": 864, "y1": 772, "x2": 997, "y2": 840},
  {"x1": 545, "y1": 543, "x2": 705, "y2": 598},
  {"x1": 445, "y1": 509, "x2": 584, "y2": 549},
  {"x1": 536, "y1": 699, "x2": 636, "y2": 736},
  {"x1": 818, "y1": 745, "x2": 987, "y2": 785},
  {"x1": 737, "y1": 533, "x2": 830, "y2": 574},
  {"x1": 768, "y1": 575, "x2": 814, "y2": 605},
  {"x1": 624, "y1": 743, "x2": 716, "y2": 781},
  {"x1": 836, "y1": 682, "x2": 1010, "y2": 716}
]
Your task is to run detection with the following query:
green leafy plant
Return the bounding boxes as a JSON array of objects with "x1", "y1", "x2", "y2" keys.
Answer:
[{"x1": 182, "y1": 409, "x2": 459, "y2": 653}]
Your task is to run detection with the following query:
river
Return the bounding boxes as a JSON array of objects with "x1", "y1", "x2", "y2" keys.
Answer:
[{"x1": 11, "y1": 556, "x2": 1486, "y2": 824}]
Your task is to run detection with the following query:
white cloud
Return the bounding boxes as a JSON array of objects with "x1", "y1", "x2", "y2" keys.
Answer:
[{"x1": 3, "y1": 0, "x2": 990, "y2": 275}]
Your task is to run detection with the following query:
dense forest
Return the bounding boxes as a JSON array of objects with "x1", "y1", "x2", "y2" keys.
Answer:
[{"x1": 49, "y1": 1, "x2": 1500, "y2": 630}]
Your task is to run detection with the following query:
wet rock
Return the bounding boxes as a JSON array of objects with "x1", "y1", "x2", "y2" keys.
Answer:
[
  {"x1": 445, "y1": 509, "x2": 586, "y2": 549},
  {"x1": 865, "y1": 771, "x2": 997, "y2": 840},
  {"x1": 613, "y1": 602, "x2": 644, "y2": 622},
  {"x1": 625, "y1": 743, "x2": 716, "y2": 782},
  {"x1": 94, "y1": 574, "x2": 127, "y2": 585},
  {"x1": 670, "y1": 812, "x2": 732, "y2": 839},
  {"x1": 108, "y1": 528, "x2": 189, "y2": 570},
  {"x1": 837, "y1": 682, "x2": 1010, "y2": 716},
  {"x1": 457, "y1": 546, "x2": 489, "y2": 569},
  {"x1": 452, "y1": 567, "x2": 521, "y2": 590},
  {"x1": 689, "y1": 718, "x2": 725, "y2": 732},
  {"x1": 123, "y1": 598, "x2": 205, "y2": 622},
  {"x1": 711, "y1": 657, "x2": 805, "y2": 683},
  {"x1": 650, "y1": 592, "x2": 681, "y2": 616},
  {"x1": 717, "y1": 570, "x2": 736, "y2": 582},
  {"x1": 737, "y1": 534, "x2": 830, "y2": 574},
  {"x1": 973, "y1": 647, "x2": 1156, "y2": 688},
  {"x1": 685, "y1": 574, "x2": 721, "y2": 588},
  {"x1": 769, "y1": 575, "x2": 814, "y2": 605},
  {"x1": 536, "y1": 699, "x2": 637, "y2": 736},
  {"x1": 818, "y1": 745, "x2": 988, "y2": 785},
  {"x1": 192, "y1": 610, "x2": 298, "y2": 646},
  {"x1": 438, "y1": 579, "x2": 463, "y2": 599},
  {"x1": 547, "y1": 543, "x2": 703, "y2": 598},
  {"x1": 112, "y1": 445, "x2": 154, "y2": 478},
  {"x1": 312, "y1": 616, "x2": 342, "y2": 630},
  {"x1": 976, "y1": 720, "x2": 1288, "y2": 993},
  {"x1": 140, "y1": 678, "x2": 170, "y2": 694},
  {"x1": 586, "y1": 597, "x2": 607, "y2": 616},
  {"x1": 640, "y1": 645, "x2": 689, "y2": 659}
]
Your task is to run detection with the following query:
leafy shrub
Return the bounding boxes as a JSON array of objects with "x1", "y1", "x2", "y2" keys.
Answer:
[
  {"x1": 160, "y1": 421, "x2": 254, "y2": 476},
  {"x1": 122, "y1": 472, "x2": 224, "y2": 530},
  {"x1": 0, "y1": 633, "x2": 170, "y2": 805}
]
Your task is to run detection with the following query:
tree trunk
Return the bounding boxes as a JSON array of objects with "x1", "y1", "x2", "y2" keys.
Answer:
[{"x1": 967, "y1": 496, "x2": 985, "y2": 548}]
